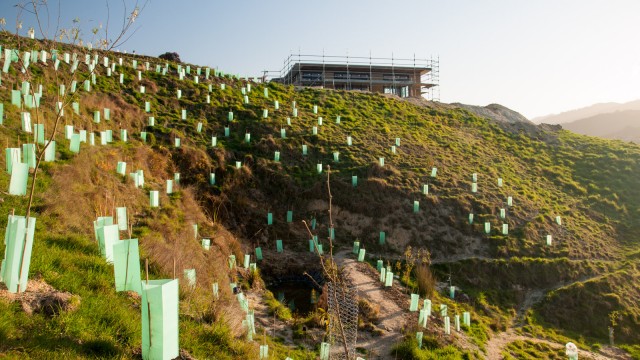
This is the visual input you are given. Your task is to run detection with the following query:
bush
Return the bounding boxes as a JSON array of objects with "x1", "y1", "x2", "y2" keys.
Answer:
[
  {"x1": 159, "y1": 51, "x2": 181, "y2": 62},
  {"x1": 415, "y1": 265, "x2": 436, "y2": 297}
]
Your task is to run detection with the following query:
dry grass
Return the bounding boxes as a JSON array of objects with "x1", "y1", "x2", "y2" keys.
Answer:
[{"x1": 415, "y1": 264, "x2": 437, "y2": 298}]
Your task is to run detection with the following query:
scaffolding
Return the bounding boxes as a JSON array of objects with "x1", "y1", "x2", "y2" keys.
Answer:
[{"x1": 265, "y1": 53, "x2": 440, "y2": 101}]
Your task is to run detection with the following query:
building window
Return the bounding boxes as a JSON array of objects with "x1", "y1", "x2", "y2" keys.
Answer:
[
  {"x1": 302, "y1": 72, "x2": 323, "y2": 81},
  {"x1": 384, "y1": 87, "x2": 397, "y2": 95},
  {"x1": 383, "y1": 74, "x2": 410, "y2": 81},
  {"x1": 334, "y1": 72, "x2": 370, "y2": 80}
]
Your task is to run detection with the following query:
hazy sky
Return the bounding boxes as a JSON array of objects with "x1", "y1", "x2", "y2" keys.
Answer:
[{"x1": 2, "y1": 0, "x2": 640, "y2": 119}]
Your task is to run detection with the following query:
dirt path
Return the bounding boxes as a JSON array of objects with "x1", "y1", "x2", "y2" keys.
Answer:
[
  {"x1": 485, "y1": 273, "x2": 630, "y2": 360},
  {"x1": 335, "y1": 250, "x2": 407, "y2": 359},
  {"x1": 485, "y1": 329, "x2": 628, "y2": 360}
]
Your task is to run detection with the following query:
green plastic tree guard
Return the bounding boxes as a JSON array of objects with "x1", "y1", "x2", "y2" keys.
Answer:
[
  {"x1": 113, "y1": 238, "x2": 142, "y2": 294},
  {"x1": 413, "y1": 200, "x2": 419, "y2": 213},
  {"x1": 352, "y1": 175, "x2": 358, "y2": 187},
  {"x1": 498, "y1": 178, "x2": 503, "y2": 187},
  {"x1": 22, "y1": 144, "x2": 36, "y2": 168},
  {"x1": 335, "y1": 115, "x2": 341, "y2": 124},
  {"x1": 43, "y1": 141, "x2": 56, "y2": 162},
  {"x1": 309, "y1": 239, "x2": 315, "y2": 253},
  {"x1": 546, "y1": 235, "x2": 553, "y2": 246},
  {"x1": 500, "y1": 208, "x2": 506, "y2": 219},
  {"x1": 358, "y1": 248, "x2": 366, "y2": 262},
  {"x1": 210, "y1": 173, "x2": 215, "y2": 185},
  {"x1": 320, "y1": 342, "x2": 330, "y2": 360},
  {"x1": 422, "y1": 184, "x2": 429, "y2": 195},
  {"x1": 70, "y1": 134, "x2": 81, "y2": 153},
  {"x1": 455, "y1": 314, "x2": 461, "y2": 332},
  {"x1": 228, "y1": 255, "x2": 236, "y2": 269},
  {"x1": 244, "y1": 254, "x2": 250, "y2": 269},
  {"x1": 286, "y1": 210, "x2": 293, "y2": 223},
  {"x1": 385, "y1": 271, "x2": 393, "y2": 287},
  {"x1": 379, "y1": 157, "x2": 384, "y2": 166},
  {"x1": 507, "y1": 196, "x2": 513, "y2": 206},
  {"x1": 197, "y1": 122, "x2": 202, "y2": 133},
  {"x1": 280, "y1": 128, "x2": 286, "y2": 139},
  {"x1": 211, "y1": 136, "x2": 217, "y2": 147},
  {"x1": 376, "y1": 260, "x2": 383, "y2": 271},
  {"x1": 440, "y1": 304, "x2": 448, "y2": 317},
  {"x1": 117, "y1": 161, "x2": 127, "y2": 176},
  {"x1": 21, "y1": 112, "x2": 32, "y2": 133},
  {"x1": 8, "y1": 162, "x2": 28, "y2": 195},
  {"x1": 333, "y1": 152, "x2": 339, "y2": 163},
  {"x1": 235, "y1": 161, "x2": 241, "y2": 169},
  {"x1": 416, "y1": 332, "x2": 423, "y2": 348},
  {"x1": 212, "y1": 282, "x2": 219, "y2": 299},
  {"x1": 259, "y1": 345, "x2": 268, "y2": 359},
  {"x1": 166, "y1": 180, "x2": 173, "y2": 194},
  {"x1": 276, "y1": 240, "x2": 283, "y2": 253},
  {"x1": 11, "y1": 90, "x2": 21, "y2": 107},
  {"x1": 318, "y1": 117, "x2": 323, "y2": 125},
  {"x1": 181, "y1": 109, "x2": 186, "y2": 120},
  {"x1": 0, "y1": 103, "x2": 4, "y2": 125},
  {"x1": 267, "y1": 212, "x2": 273, "y2": 225},
  {"x1": 65, "y1": 125, "x2": 74, "y2": 139},
  {"x1": 97, "y1": 224, "x2": 119, "y2": 263},
  {"x1": 148, "y1": 116, "x2": 155, "y2": 126},
  {"x1": 317, "y1": 163, "x2": 322, "y2": 174},
  {"x1": 302, "y1": 144, "x2": 308, "y2": 155},
  {"x1": 484, "y1": 222, "x2": 491, "y2": 234},
  {"x1": 556, "y1": 216, "x2": 562, "y2": 225},
  {"x1": 410, "y1": 293, "x2": 419, "y2": 311},
  {"x1": 468, "y1": 213, "x2": 474, "y2": 224},
  {"x1": 150, "y1": 191, "x2": 159, "y2": 208},
  {"x1": 472, "y1": 173, "x2": 477, "y2": 182},
  {"x1": 184, "y1": 269, "x2": 196, "y2": 288},
  {"x1": 463, "y1": 312, "x2": 471, "y2": 326},
  {"x1": 141, "y1": 278, "x2": 179, "y2": 360},
  {"x1": 245, "y1": 133, "x2": 250, "y2": 143},
  {"x1": 352, "y1": 241, "x2": 360, "y2": 254},
  {"x1": 380, "y1": 267, "x2": 386, "y2": 282},
  {"x1": 255, "y1": 247, "x2": 263, "y2": 261},
  {"x1": 450, "y1": 286, "x2": 456, "y2": 299},
  {"x1": 202, "y1": 239, "x2": 210, "y2": 250},
  {"x1": 471, "y1": 183, "x2": 478, "y2": 193},
  {"x1": 424, "y1": 299, "x2": 432, "y2": 316},
  {"x1": 6, "y1": 148, "x2": 20, "y2": 174},
  {"x1": 121, "y1": 129, "x2": 128, "y2": 142},
  {"x1": 116, "y1": 207, "x2": 128, "y2": 231},
  {"x1": 174, "y1": 138, "x2": 180, "y2": 148},
  {"x1": 312, "y1": 126, "x2": 318, "y2": 135},
  {"x1": 502, "y1": 224, "x2": 508, "y2": 235},
  {"x1": 444, "y1": 316, "x2": 451, "y2": 335},
  {"x1": 145, "y1": 102, "x2": 150, "y2": 113},
  {"x1": 0, "y1": 215, "x2": 36, "y2": 293},
  {"x1": 225, "y1": 127, "x2": 230, "y2": 137},
  {"x1": 293, "y1": 108, "x2": 298, "y2": 117},
  {"x1": 419, "y1": 309, "x2": 428, "y2": 328},
  {"x1": 313, "y1": 105, "x2": 318, "y2": 114}
]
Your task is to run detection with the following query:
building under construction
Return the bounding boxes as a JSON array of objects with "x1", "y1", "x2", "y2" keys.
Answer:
[{"x1": 268, "y1": 53, "x2": 439, "y2": 100}]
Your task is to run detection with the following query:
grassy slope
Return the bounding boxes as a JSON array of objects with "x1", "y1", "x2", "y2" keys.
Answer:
[{"x1": 0, "y1": 32, "x2": 639, "y2": 358}]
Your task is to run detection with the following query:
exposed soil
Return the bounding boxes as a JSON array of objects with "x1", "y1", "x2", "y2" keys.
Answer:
[{"x1": 0, "y1": 277, "x2": 80, "y2": 316}]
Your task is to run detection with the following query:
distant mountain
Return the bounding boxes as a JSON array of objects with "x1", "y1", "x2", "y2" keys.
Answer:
[
  {"x1": 562, "y1": 110, "x2": 640, "y2": 142},
  {"x1": 533, "y1": 99, "x2": 640, "y2": 124}
]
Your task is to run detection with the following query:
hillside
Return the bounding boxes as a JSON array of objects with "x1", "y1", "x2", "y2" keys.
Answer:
[
  {"x1": 561, "y1": 110, "x2": 640, "y2": 142},
  {"x1": 1, "y1": 32, "x2": 640, "y2": 359},
  {"x1": 533, "y1": 99, "x2": 640, "y2": 124}
]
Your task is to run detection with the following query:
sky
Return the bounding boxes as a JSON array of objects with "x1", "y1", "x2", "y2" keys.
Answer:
[{"x1": 2, "y1": 0, "x2": 640, "y2": 119}]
